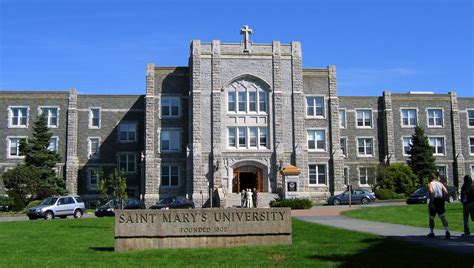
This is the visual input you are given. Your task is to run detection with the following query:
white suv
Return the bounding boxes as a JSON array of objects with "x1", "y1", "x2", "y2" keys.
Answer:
[{"x1": 27, "y1": 196, "x2": 86, "y2": 220}]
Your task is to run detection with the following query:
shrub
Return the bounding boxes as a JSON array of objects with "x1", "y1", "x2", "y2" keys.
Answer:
[
  {"x1": 375, "y1": 189, "x2": 405, "y2": 200},
  {"x1": 269, "y1": 198, "x2": 313, "y2": 209},
  {"x1": 377, "y1": 163, "x2": 417, "y2": 195},
  {"x1": 0, "y1": 196, "x2": 15, "y2": 212}
]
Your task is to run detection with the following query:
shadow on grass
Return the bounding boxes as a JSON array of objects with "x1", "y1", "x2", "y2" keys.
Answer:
[{"x1": 90, "y1": 247, "x2": 114, "y2": 252}]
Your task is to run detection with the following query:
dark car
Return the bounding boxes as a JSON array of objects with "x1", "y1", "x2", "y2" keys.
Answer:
[
  {"x1": 406, "y1": 186, "x2": 457, "y2": 204},
  {"x1": 149, "y1": 196, "x2": 195, "y2": 210},
  {"x1": 94, "y1": 198, "x2": 145, "y2": 217},
  {"x1": 327, "y1": 188, "x2": 376, "y2": 205}
]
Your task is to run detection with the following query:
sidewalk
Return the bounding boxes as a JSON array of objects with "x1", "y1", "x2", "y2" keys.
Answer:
[{"x1": 292, "y1": 206, "x2": 474, "y2": 255}]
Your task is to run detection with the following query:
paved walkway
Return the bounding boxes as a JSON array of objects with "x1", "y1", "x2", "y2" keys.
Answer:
[{"x1": 292, "y1": 205, "x2": 474, "y2": 255}]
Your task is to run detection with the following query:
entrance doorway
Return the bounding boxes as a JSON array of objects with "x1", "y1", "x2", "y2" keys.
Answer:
[{"x1": 232, "y1": 165, "x2": 264, "y2": 193}]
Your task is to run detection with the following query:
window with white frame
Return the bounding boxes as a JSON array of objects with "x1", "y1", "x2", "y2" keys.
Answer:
[
  {"x1": 340, "y1": 138, "x2": 347, "y2": 157},
  {"x1": 357, "y1": 138, "x2": 373, "y2": 156},
  {"x1": 8, "y1": 137, "x2": 26, "y2": 157},
  {"x1": 87, "y1": 168, "x2": 100, "y2": 191},
  {"x1": 118, "y1": 122, "x2": 137, "y2": 142},
  {"x1": 118, "y1": 153, "x2": 136, "y2": 173},
  {"x1": 343, "y1": 167, "x2": 349, "y2": 185},
  {"x1": 427, "y1": 109, "x2": 443, "y2": 127},
  {"x1": 339, "y1": 110, "x2": 346, "y2": 128},
  {"x1": 161, "y1": 97, "x2": 180, "y2": 117},
  {"x1": 469, "y1": 137, "x2": 474, "y2": 155},
  {"x1": 309, "y1": 164, "x2": 326, "y2": 185},
  {"x1": 48, "y1": 137, "x2": 58, "y2": 152},
  {"x1": 90, "y1": 108, "x2": 101, "y2": 128},
  {"x1": 306, "y1": 97, "x2": 324, "y2": 117},
  {"x1": 401, "y1": 109, "x2": 417, "y2": 127},
  {"x1": 88, "y1": 137, "x2": 100, "y2": 159},
  {"x1": 228, "y1": 127, "x2": 268, "y2": 149},
  {"x1": 9, "y1": 107, "x2": 28, "y2": 127},
  {"x1": 436, "y1": 166, "x2": 447, "y2": 183},
  {"x1": 468, "y1": 110, "x2": 474, "y2": 127},
  {"x1": 359, "y1": 167, "x2": 375, "y2": 185},
  {"x1": 356, "y1": 109, "x2": 372, "y2": 128},
  {"x1": 307, "y1": 130, "x2": 326, "y2": 151},
  {"x1": 161, "y1": 165, "x2": 179, "y2": 187},
  {"x1": 403, "y1": 137, "x2": 412, "y2": 155},
  {"x1": 40, "y1": 107, "x2": 58, "y2": 128},
  {"x1": 228, "y1": 88, "x2": 267, "y2": 113},
  {"x1": 161, "y1": 129, "x2": 180, "y2": 152},
  {"x1": 429, "y1": 137, "x2": 445, "y2": 155}
]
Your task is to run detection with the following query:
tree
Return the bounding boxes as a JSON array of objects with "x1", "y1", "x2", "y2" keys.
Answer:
[
  {"x1": 2, "y1": 165, "x2": 41, "y2": 210},
  {"x1": 98, "y1": 168, "x2": 127, "y2": 208},
  {"x1": 408, "y1": 125, "x2": 437, "y2": 185},
  {"x1": 376, "y1": 163, "x2": 417, "y2": 195}
]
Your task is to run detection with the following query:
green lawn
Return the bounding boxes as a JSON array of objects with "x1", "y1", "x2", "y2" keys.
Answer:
[
  {"x1": 342, "y1": 202, "x2": 467, "y2": 232},
  {"x1": 0, "y1": 217, "x2": 472, "y2": 267}
]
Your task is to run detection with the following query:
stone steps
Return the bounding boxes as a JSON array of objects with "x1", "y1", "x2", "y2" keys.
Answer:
[{"x1": 224, "y1": 192, "x2": 280, "y2": 208}]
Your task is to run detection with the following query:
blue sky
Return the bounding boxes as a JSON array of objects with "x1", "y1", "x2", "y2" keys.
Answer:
[{"x1": 0, "y1": 0, "x2": 472, "y2": 96}]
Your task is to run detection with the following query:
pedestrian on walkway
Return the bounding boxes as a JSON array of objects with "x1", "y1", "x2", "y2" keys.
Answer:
[
  {"x1": 241, "y1": 189, "x2": 247, "y2": 208},
  {"x1": 460, "y1": 174, "x2": 474, "y2": 236},
  {"x1": 426, "y1": 173, "x2": 451, "y2": 239}
]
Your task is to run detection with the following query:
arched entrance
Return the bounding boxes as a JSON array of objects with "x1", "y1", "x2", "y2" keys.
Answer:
[{"x1": 232, "y1": 165, "x2": 264, "y2": 193}]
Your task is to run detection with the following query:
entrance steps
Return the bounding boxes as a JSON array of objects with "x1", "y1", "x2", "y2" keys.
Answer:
[{"x1": 224, "y1": 192, "x2": 280, "y2": 208}]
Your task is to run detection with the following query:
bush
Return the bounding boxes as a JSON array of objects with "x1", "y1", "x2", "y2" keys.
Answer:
[
  {"x1": 269, "y1": 198, "x2": 313, "y2": 209},
  {"x1": 0, "y1": 196, "x2": 15, "y2": 212},
  {"x1": 377, "y1": 164, "x2": 417, "y2": 195},
  {"x1": 375, "y1": 189, "x2": 405, "y2": 200}
]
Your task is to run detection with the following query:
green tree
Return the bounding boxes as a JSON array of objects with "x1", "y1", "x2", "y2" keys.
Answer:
[
  {"x1": 408, "y1": 125, "x2": 437, "y2": 185},
  {"x1": 376, "y1": 163, "x2": 417, "y2": 195},
  {"x1": 2, "y1": 165, "x2": 41, "y2": 210},
  {"x1": 98, "y1": 168, "x2": 127, "y2": 208}
]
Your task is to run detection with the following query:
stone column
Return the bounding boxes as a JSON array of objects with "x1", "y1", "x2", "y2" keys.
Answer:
[
  {"x1": 383, "y1": 91, "x2": 396, "y2": 165},
  {"x1": 65, "y1": 88, "x2": 79, "y2": 194},
  {"x1": 328, "y1": 66, "x2": 345, "y2": 193},
  {"x1": 450, "y1": 91, "x2": 465, "y2": 187},
  {"x1": 272, "y1": 41, "x2": 284, "y2": 192},
  {"x1": 211, "y1": 40, "x2": 223, "y2": 189}
]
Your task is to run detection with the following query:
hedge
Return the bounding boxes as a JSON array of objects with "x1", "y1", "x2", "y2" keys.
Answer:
[{"x1": 269, "y1": 198, "x2": 313, "y2": 209}]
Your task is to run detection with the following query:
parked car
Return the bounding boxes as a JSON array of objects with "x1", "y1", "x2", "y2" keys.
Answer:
[
  {"x1": 94, "y1": 198, "x2": 145, "y2": 217},
  {"x1": 406, "y1": 186, "x2": 457, "y2": 204},
  {"x1": 149, "y1": 196, "x2": 195, "y2": 210},
  {"x1": 327, "y1": 189, "x2": 376, "y2": 205},
  {"x1": 27, "y1": 195, "x2": 85, "y2": 220}
]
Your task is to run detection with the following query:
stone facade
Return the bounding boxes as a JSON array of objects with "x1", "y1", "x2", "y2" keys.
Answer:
[{"x1": 1, "y1": 33, "x2": 473, "y2": 205}]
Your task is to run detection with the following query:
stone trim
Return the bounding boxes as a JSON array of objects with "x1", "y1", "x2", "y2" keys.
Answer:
[{"x1": 65, "y1": 88, "x2": 79, "y2": 194}]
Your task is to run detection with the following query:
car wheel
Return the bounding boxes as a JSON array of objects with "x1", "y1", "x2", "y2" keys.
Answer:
[
  {"x1": 44, "y1": 211, "x2": 54, "y2": 220},
  {"x1": 333, "y1": 198, "x2": 341, "y2": 206},
  {"x1": 74, "y1": 209, "x2": 83, "y2": 219},
  {"x1": 28, "y1": 216, "x2": 37, "y2": 220},
  {"x1": 448, "y1": 195, "x2": 455, "y2": 203},
  {"x1": 361, "y1": 198, "x2": 369, "y2": 205}
]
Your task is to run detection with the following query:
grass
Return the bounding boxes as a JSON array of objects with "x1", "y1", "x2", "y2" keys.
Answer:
[
  {"x1": 342, "y1": 202, "x2": 467, "y2": 232},
  {"x1": 0, "y1": 217, "x2": 473, "y2": 267}
]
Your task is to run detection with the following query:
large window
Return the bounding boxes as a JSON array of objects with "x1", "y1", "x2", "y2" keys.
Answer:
[
  {"x1": 340, "y1": 138, "x2": 347, "y2": 157},
  {"x1": 356, "y1": 109, "x2": 372, "y2": 128},
  {"x1": 339, "y1": 110, "x2": 346, "y2": 128},
  {"x1": 48, "y1": 137, "x2": 58, "y2": 152},
  {"x1": 403, "y1": 137, "x2": 412, "y2": 155},
  {"x1": 40, "y1": 107, "x2": 58, "y2": 128},
  {"x1": 8, "y1": 137, "x2": 26, "y2": 157},
  {"x1": 88, "y1": 137, "x2": 100, "y2": 159},
  {"x1": 9, "y1": 107, "x2": 28, "y2": 127},
  {"x1": 309, "y1": 164, "x2": 326, "y2": 185},
  {"x1": 118, "y1": 153, "x2": 136, "y2": 173},
  {"x1": 228, "y1": 89, "x2": 267, "y2": 113},
  {"x1": 357, "y1": 138, "x2": 373, "y2": 156},
  {"x1": 119, "y1": 122, "x2": 137, "y2": 142},
  {"x1": 306, "y1": 96, "x2": 324, "y2": 117},
  {"x1": 161, "y1": 97, "x2": 180, "y2": 117},
  {"x1": 401, "y1": 109, "x2": 417, "y2": 127},
  {"x1": 89, "y1": 108, "x2": 101, "y2": 128},
  {"x1": 161, "y1": 129, "x2": 180, "y2": 152},
  {"x1": 161, "y1": 165, "x2": 179, "y2": 187},
  {"x1": 307, "y1": 130, "x2": 326, "y2": 151},
  {"x1": 468, "y1": 110, "x2": 474, "y2": 127},
  {"x1": 228, "y1": 127, "x2": 268, "y2": 149},
  {"x1": 427, "y1": 109, "x2": 443, "y2": 127},
  {"x1": 429, "y1": 137, "x2": 445, "y2": 155},
  {"x1": 87, "y1": 168, "x2": 100, "y2": 191},
  {"x1": 469, "y1": 137, "x2": 474, "y2": 155},
  {"x1": 359, "y1": 167, "x2": 375, "y2": 185}
]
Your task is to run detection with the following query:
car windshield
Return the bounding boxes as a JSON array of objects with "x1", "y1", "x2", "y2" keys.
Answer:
[
  {"x1": 40, "y1": 197, "x2": 58, "y2": 206},
  {"x1": 104, "y1": 199, "x2": 118, "y2": 207},
  {"x1": 158, "y1": 197, "x2": 175, "y2": 204},
  {"x1": 414, "y1": 187, "x2": 427, "y2": 194}
]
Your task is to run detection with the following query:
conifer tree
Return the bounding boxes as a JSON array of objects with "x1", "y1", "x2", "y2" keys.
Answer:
[{"x1": 408, "y1": 125, "x2": 437, "y2": 185}]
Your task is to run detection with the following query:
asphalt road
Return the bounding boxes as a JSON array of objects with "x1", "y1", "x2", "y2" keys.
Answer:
[{"x1": 0, "y1": 213, "x2": 96, "y2": 222}]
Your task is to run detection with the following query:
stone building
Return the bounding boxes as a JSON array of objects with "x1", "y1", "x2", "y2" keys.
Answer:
[{"x1": 1, "y1": 27, "x2": 473, "y2": 206}]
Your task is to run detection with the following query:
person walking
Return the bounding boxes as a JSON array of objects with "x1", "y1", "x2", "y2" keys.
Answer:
[
  {"x1": 460, "y1": 175, "x2": 474, "y2": 236},
  {"x1": 241, "y1": 189, "x2": 247, "y2": 208},
  {"x1": 252, "y1": 188, "x2": 258, "y2": 208},
  {"x1": 246, "y1": 188, "x2": 253, "y2": 208},
  {"x1": 427, "y1": 173, "x2": 451, "y2": 239}
]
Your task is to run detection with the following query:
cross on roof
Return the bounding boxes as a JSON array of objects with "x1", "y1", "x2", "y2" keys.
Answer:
[{"x1": 240, "y1": 25, "x2": 252, "y2": 52}]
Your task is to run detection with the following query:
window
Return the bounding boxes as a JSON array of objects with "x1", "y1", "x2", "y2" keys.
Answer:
[
  {"x1": 401, "y1": 109, "x2": 417, "y2": 127},
  {"x1": 309, "y1": 164, "x2": 326, "y2": 185},
  {"x1": 89, "y1": 137, "x2": 100, "y2": 159},
  {"x1": 356, "y1": 109, "x2": 372, "y2": 128},
  {"x1": 161, "y1": 97, "x2": 180, "y2": 117},
  {"x1": 248, "y1": 92, "x2": 257, "y2": 112},
  {"x1": 259, "y1": 92, "x2": 266, "y2": 112},
  {"x1": 403, "y1": 137, "x2": 412, "y2": 155},
  {"x1": 429, "y1": 137, "x2": 445, "y2": 155},
  {"x1": 87, "y1": 168, "x2": 100, "y2": 191},
  {"x1": 306, "y1": 97, "x2": 324, "y2": 117},
  {"x1": 468, "y1": 110, "x2": 474, "y2": 127},
  {"x1": 161, "y1": 129, "x2": 180, "y2": 152},
  {"x1": 238, "y1": 92, "x2": 246, "y2": 112},
  {"x1": 307, "y1": 130, "x2": 326, "y2": 151},
  {"x1": 89, "y1": 108, "x2": 101, "y2": 128},
  {"x1": 118, "y1": 153, "x2": 136, "y2": 173},
  {"x1": 437, "y1": 166, "x2": 447, "y2": 182},
  {"x1": 340, "y1": 138, "x2": 347, "y2": 157},
  {"x1": 259, "y1": 128, "x2": 267, "y2": 148},
  {"x1": 228, "y1": 127, "x2": 268, "y2": 149},
  {"x1": 48, "y1": 137, "x2": 58, "y2": 152},
  {"x1": 9, "y1": 107, "x2": 28, "y2": 127},
  {"x1": 161, "y1": 165, "x2": 179, "y2": 187},
  {"x1": 249, "y1": 127, "x2": 257, "y2": 147},
  {"x1": 339, "y1": 110, "x2": 346, "y2": 128},
  {"x1": 40, "y1": 107, "x2": 58, "y2": 127},
  {"x1": 119, "y1": 122, "x2": 137, "y2": 142},
  {"x1": 8, "y1": 137, "x2": 26, "y2": 157},
  {"x1": 427, "y1": 109, "x2": 443, "y2": 127},
  {"x1": 359, "y1": 167, "x2": 375, "y2": 185},
  {"x1": 228, "y1": 128, "x2": 236, "y2": 147},
  {"x1": 228, "y1": 88, "x2": 267, "y2": 114},
  {"x1": 357, "y1": 138, "x2": 373, "y2": 156},
  {"x1": 228, "y1": 92, "x2": 236, "y2": 112},
  {"x1": 469, "y1": 137, "x2": 474, "y2": 155},
  {"x1": 343, "y1": 167, "x2": 349, "y2": 185}
]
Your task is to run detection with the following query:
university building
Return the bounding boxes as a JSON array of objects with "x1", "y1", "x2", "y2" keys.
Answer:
[{"x1": 1, "y1": 28, "x2": 473, "y2": 206}]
